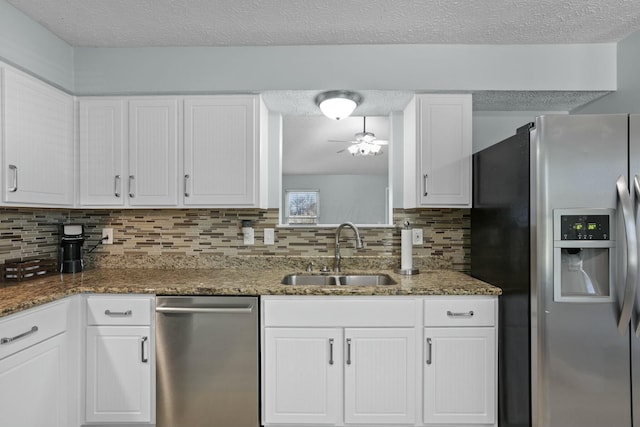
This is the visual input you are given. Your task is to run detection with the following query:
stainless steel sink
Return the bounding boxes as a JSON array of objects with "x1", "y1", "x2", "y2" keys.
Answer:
[
  {"x1": 338, "y1": 275, "x2": 396, "y2": 286},
  {"x1": 281, "y1": 274, "x2": 396, "y2": 286}
]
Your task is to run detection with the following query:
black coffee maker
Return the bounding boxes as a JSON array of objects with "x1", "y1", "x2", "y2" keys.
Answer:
[{"x1": 60, "y1": 224, "x2": 85, "y2": 273}]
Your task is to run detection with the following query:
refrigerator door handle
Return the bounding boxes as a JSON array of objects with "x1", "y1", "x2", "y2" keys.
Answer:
[
  {"x1": 633, "y1": 175, "x2": 640, "y2": 337},
  {"x1": 617, "y1": 175, "x2": 638, "y2": 335}
]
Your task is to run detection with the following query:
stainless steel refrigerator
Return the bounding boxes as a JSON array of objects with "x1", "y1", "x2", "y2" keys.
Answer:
[{"x1": 471, "y1": 114, "x2": 640, "y2": 427}]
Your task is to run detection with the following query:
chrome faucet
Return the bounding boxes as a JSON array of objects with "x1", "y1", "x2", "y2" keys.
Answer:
[{"x1": 334, "y1": 222, "x2": 364, "y2": 273}]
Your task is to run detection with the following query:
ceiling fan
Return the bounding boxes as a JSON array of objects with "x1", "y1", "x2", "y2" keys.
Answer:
[{"x1": 332, "y1": 117, "x2": 388, "y2": 156}]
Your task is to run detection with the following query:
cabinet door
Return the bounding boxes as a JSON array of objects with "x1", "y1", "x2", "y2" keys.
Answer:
[
  {"x1": 424, "y1": 327, "x2": 496, "y2": 424},
  {"x1": 264, "y1": 328, "x2": 342, "y2": 425},
  {"x1": 417, "y1": 94, "x2": 471, "y2": 207},
  {"x1": 128, "y1": 99, "x2": 178, "y2": 206},
  {"x1": 344, "y1": 328, "x2": 416, "y2": 424},
  {"x1": 3, "y1": 68, "x2": 74, "y2": 205},
  {"x1": 0, "y1": 334, "x2": 68, "y2": 427},
  {"x1": 85, "y1": 326, "x2": 152, "y2": 423},
  {"x1": 184, "y1": 96, "x2": 258, "y2": 206},
  {"x1": 79, "y1": 99, "x2": 126, "y2": 205}
]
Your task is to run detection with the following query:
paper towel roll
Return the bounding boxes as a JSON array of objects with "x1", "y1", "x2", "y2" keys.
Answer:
[{"x1": 401, "y1": 229, "x2": 413, "y2": 270}]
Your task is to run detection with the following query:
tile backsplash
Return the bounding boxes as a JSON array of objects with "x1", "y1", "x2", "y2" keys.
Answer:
[{"x1": 0, "y1": 207, "x2": 470, "y2": 272}]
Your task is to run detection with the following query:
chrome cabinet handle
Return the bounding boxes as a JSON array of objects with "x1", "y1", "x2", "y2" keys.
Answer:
[
  {"x1": 423, "y1": 174, "x2": 428, "y2": 197},
  {"x1": 184, "y1": 174, "x2": 190, "y2": 197},
  {"x1": 7, "y1": 164, "x2": 17, "y2": 192},
  {"x1": 128, "y1": 175, "x2": 135, "y2": 198},
  {"x1": 446, "y1": 310, "x2": 474, "y2": 317},
  {"x1": 114, "y1": 175, "x2": 121, "y2": 197},
  {"x1": 1, "y1": 326, "x2": 38, "y2": 344},
  {"x1": 617, "y1": 175, "x2": 637, "y2": 335},
  {"x1": 426, "y1": 337, "x2": 432, "y2": 365},
  {"x1": 329, "y1": 338, "x2": 334, "y2": 365},
  {"x1": 141, "y1": 336, "x2": 149, "y2": 363},
  {"x1": 105, "y1": 309, "x2": 132, "y2": 317},
  {"x1": 346, "y1": 338, "x2": 352, "y2": 365}
]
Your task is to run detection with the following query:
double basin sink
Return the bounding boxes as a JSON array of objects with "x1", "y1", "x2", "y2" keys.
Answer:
[{"x1": 282, "y1": 273, "x2": 396, "y2": 287}]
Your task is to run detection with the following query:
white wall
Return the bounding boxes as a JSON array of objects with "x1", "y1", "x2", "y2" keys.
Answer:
[
  {"x1": 472, "y1": 110, "x2": 568, "y2": 153},
  {"x1": 0, "y1": 1, "x2": 74, "y2": 91},
  {"x1": 73, "y1": 44, "x2": 616, "y2": 95},
  {"x1": 574, "y1": 30, "x2": 640, "y2": 114}
]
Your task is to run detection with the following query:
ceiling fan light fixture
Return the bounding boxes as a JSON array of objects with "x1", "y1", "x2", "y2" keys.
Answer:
[{"x1": 315, "y1": 90, "x2": 363, "y2": 120}]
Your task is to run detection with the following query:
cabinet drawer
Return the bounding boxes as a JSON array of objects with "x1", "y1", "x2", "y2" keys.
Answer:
[
  {"x1": 0, "y1": 299, "x2": 69, "y2": 360},
  {"x1": 424, "y1": 298, "x2": 496, "y2": 327},
  {"x1": 263, "y1": 297, "x2": 417, "y2": 327},
  {"x1": 87, "y1": 296, "x2": 152, "y2": 326}
]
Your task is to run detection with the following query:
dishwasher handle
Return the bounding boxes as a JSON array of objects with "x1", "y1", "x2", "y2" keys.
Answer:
[{"x1": 156, "y1": 305, "x2": 254, "y2": 314}]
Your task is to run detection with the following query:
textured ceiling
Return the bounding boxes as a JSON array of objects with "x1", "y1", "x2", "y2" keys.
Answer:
[
  {"x1": 7, "y1": 0, "x2": 640, "y2": 47},
  {"x1": 5, "y1": 0, "x2": 630, "y2": 112}
]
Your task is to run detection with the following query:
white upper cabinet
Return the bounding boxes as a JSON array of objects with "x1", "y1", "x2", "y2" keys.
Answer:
[
  {"x1": 184, "y1": 95, "x2": 265, "y2": 207},
  {"x1": 128, "y1": 99, "x2": 179, "y2": 206},
  {"x1": 404, "y1": 94, "x2": 472, "y2": 208},
  {"x1": 79, "y1": 95, "x2": 266, "y2": 208},
  {"x1": 79, "y1": 98, "x2": 179, "y2": 207},
  {"x1": 3, "y1": 67, "x2": 74, "y2": 206},
  {"x1": 79, "y1": 99, "x2": 126, "y2": 206}
]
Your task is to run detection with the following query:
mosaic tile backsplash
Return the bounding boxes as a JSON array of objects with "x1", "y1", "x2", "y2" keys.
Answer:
[{"x1": 0, "y1": 208, "x2": 470, "y2": 272}]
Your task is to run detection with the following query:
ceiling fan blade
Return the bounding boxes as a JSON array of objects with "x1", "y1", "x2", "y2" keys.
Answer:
[
  {"x1": 336, "y1": 148, "x2": 347, "y2": 153},
  {"x1": 328, "y1": 139, "x2": 351, "y2": 143},
  {"x1": 373, "y1": 139, "x2": 389, "y2": 145}
]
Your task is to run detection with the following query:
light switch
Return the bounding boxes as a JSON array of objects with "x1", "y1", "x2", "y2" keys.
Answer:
[{"x1": 264, "y1": 228, "x2": 275, "y2": 245}]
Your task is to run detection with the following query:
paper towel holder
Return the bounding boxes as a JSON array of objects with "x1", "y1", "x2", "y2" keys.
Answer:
[
  {"x1": 395, "y1": 267, "x2": 420, "y2": 275},
  {"x1": 396, "y1": 220, "x2": 419, "y2": 275}
]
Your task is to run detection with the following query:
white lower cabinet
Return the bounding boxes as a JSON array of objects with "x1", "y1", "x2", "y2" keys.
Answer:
[
  {"x1": 85, "y1": 326, "x2": 152, "y2": 423},
  {"x1": 423, "y1": 327, "x2": 496, "y2": 425},
  {"x1": 0, "y1": 333, "x2": 68, "y2": 427},
  {"x1": 262, "y1": 295, "x2": 497, "y2": 427},
  {"x1": 344, "y1": 328, "x2": 416, "y2": 425},
  {"x1": 0, "y1": 299, "x2": 73, "y2": 427},
  {"x1": 84, "y1": 295, "x2": 155, "y2": 425},
  {"x1": 264, "y1": 328, "x2": 343, "y2": 424}
]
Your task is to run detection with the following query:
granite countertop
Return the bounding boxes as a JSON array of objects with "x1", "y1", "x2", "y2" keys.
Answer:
[{"x1": 0, "y1": 268, "x2": 501, "y2": 318}]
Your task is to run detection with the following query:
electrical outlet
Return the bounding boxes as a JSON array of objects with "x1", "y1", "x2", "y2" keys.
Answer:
[
  {"x1": 102, "y1": 228, "x2": 113, "y2": 245},
  {"x1": 412, "y1": 228, "x2": 423, "y2": 245},
  {"x1": 264, "y1": 228, "x2": 275, "y2": 245}
]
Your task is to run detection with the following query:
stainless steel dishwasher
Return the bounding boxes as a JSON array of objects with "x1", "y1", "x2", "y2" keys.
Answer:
[{"x1": 155, "y1": 296, "x2": 259, "y2": 427}]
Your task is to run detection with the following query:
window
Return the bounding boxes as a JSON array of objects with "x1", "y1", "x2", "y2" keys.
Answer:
[{"x1": 285, "y1": 190, "x2": 319, "y2": 224}]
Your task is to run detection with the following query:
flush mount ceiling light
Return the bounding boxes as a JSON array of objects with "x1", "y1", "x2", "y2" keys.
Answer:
[{"x1": 315, "y1": 90, "x2": 363, "y2": 121}]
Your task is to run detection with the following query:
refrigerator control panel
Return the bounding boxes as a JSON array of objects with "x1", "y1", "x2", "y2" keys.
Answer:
[{"x1": 560, "y1": 214, "x2": 610, "y2": 240}]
